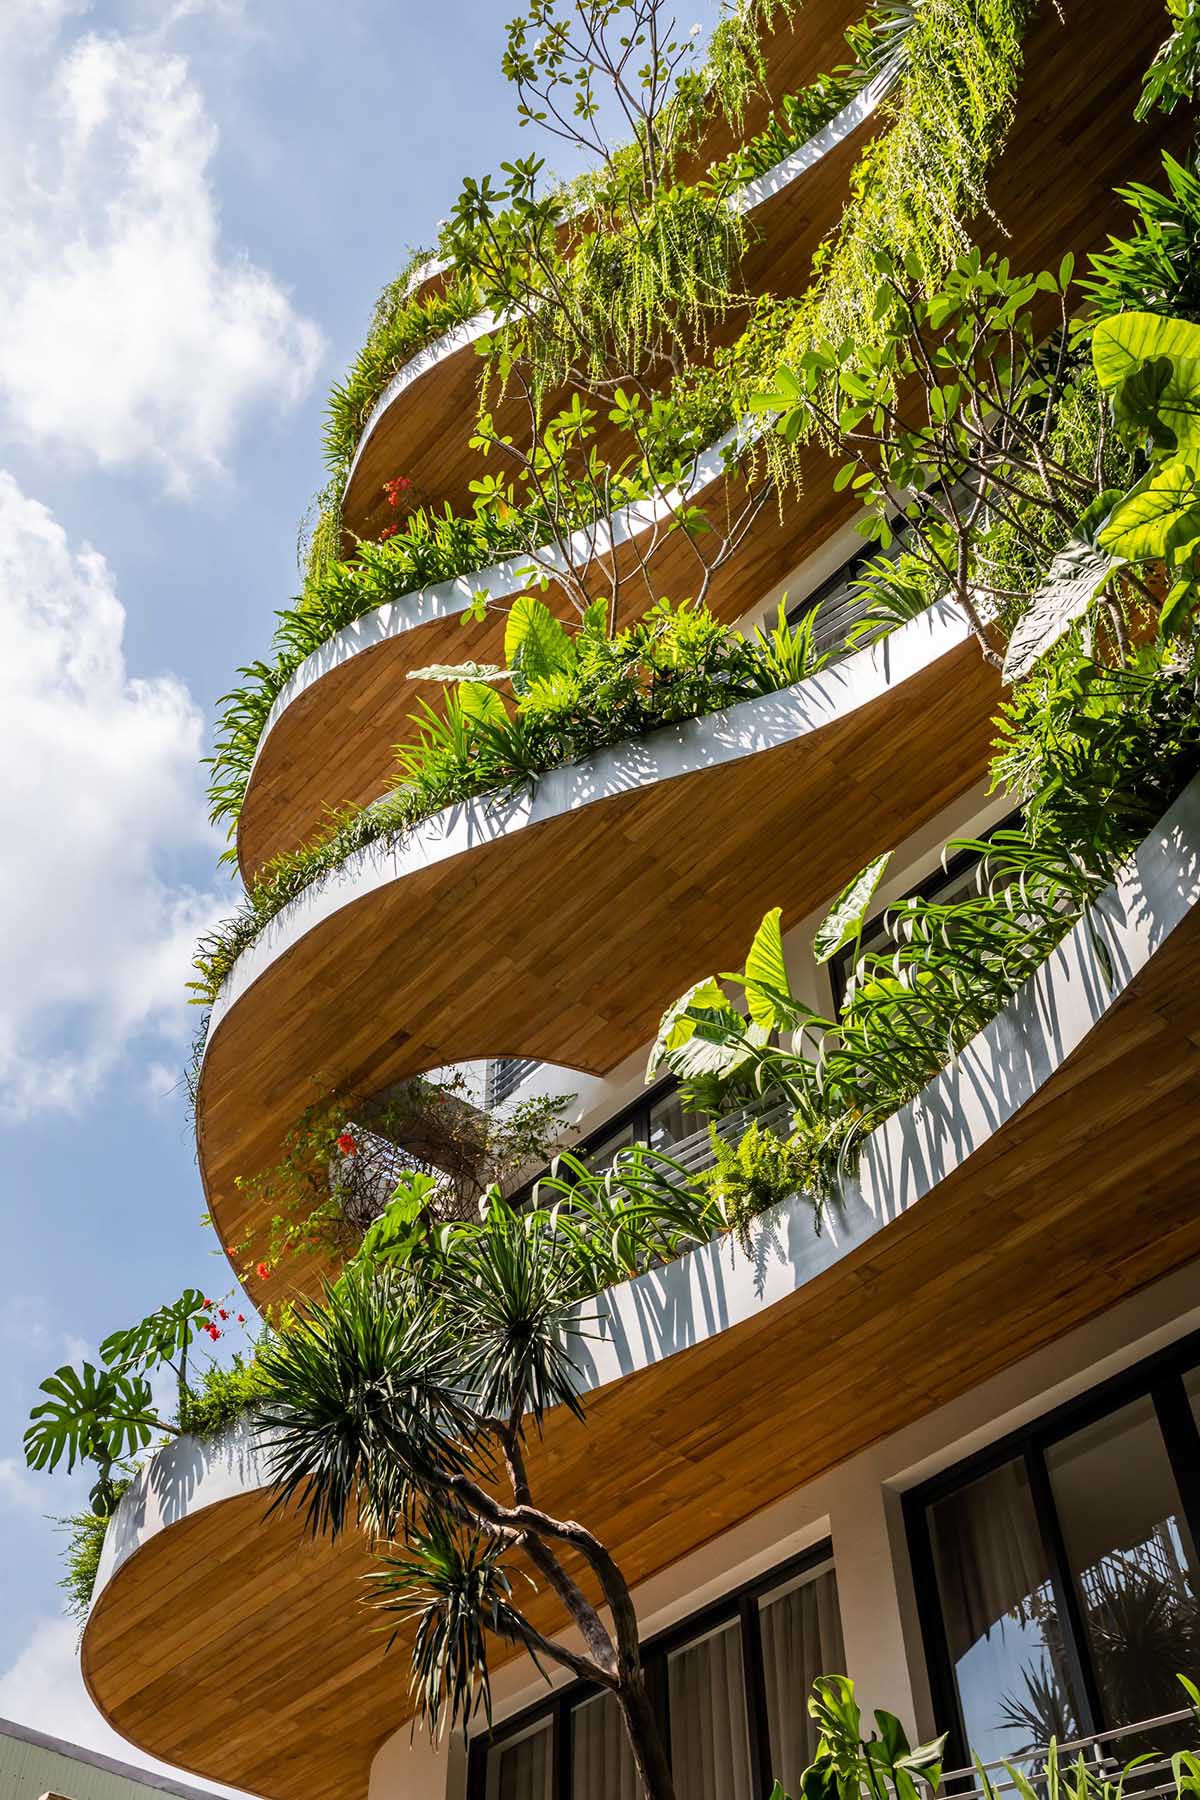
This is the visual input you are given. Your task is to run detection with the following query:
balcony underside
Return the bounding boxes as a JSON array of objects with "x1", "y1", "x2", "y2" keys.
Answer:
[
  {"x1": 238, "y1": 0, "x2": 1176, "y2": 882},
  {"x1": 204, "y1": 605, "x2": 1002, "y2": 1305},
  {"x1": 87, "y1": 780, "x2": 1200, "y2": 1800}
]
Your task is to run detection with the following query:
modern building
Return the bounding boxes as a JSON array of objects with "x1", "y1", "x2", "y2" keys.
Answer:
[
  {"x1": 75, "y1": 3, "x2": 1200, "y2": 1800},
  {"x1": 0, "y1": 1717, "x2": 226, "y2": 1800}
]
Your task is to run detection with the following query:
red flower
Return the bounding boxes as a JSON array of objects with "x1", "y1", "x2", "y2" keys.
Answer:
[
  {"x1": 207, "y1": 1324, "x2": 221, "y2": 1341},
  {"x1": 379, "y1": 523, "x2": 398, "y2": 541},
  {"x1": 202, "y1": 1298, "x2": 213, "y2": 1309},
  {"x1": 225, "y1": 1245, "x2": 238, "y2": 1257},
  {"x1": 255, "y1": 1260, "x2": 270, "y2": 1281},
  {"x1": 237, "y1": 1314, "x2": 246, "y2": 1325},
  {"x1": 218, "y1": 1308, "x2": 229, "y2": 1320},
  {"x1": 337, "y1": 1132, "x2": 357, "y2": 1156}
]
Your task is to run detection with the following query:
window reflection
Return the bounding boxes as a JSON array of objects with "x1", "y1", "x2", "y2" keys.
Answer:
[
  {"x1": 928, "y1": 1458, "x2": 1081, "y2": 1763},
  {"x1": 1047, "y1": 1396, "x2": 1200, "y2": 1741}
]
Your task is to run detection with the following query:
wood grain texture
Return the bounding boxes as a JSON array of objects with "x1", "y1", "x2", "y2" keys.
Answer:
[
  {"x1": 237, "y1": 0, "x2": 1181, "y2": 881},
  {"x1": 84, "y1": 897, "x2": 1200, "y2": 1800},
  {"x1": 206, "y1": 624, "x2": 1002, "y2": 1311}
]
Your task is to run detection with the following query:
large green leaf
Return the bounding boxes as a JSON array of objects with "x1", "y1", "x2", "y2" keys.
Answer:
[
  {"x1": 1092, "y1": 312, "x2": 1200, "y2": 450},
  {"x1": 100, "y1": 1290, "x2": 207, "y2": 1375},
  {"x1": 1002, "y1": 539, "x2": 1114, "y2": 685},
  {"x1": 813, "y1": 854, "x2": 892, "y2": 965},
  {"x1": 25, "y1": 1363, "x2": 156, "y2": 1475},
  {"x1": 1099, "y1": 457, "x2": 1200, "y2": 562},
  {"x1": 503, "y1": 596, "x2": 575, "y2": 686},
  {"x1": 456, "y1": 680, "x2": 509, "y2": 727},
  {"x1": 743, "y1": 908, "x2": 789, "y2": 1028},
  {"x1": 646, "y1": 976, "x2": 763, "y2": 1082}
]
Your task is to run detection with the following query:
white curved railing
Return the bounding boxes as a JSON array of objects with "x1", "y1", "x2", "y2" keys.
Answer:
[
  {"x1": 95, "y1": 773, "x2": 1200, "y2": 1614},
  {"x1": 345, "y1": 64, "x2": 897, "y2": 496},
  {"x1": 220, "y1": 598, "x2": 975, "y2": 1040}
]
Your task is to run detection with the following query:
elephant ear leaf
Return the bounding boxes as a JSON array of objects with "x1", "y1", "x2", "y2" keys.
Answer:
[
  {"x1": 647, "y1": 976, "x2": 755, "y2": 1082},
  {"x1": 813, "y1": 854, "x2": 892, "y2": 965},
  {"x1": 504, "y1": 596, "x2": 575, "y2": 687},
  {"x1": 740, "y1": 908, "x2": 811, "y2": 1030},
  {"x1": 1092, "y1": 311, "x2": 1200, "y2": 451}
]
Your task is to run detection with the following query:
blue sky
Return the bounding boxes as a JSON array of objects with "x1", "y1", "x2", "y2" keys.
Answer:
[{"x1": 0, "y1": 0, "x2": 723, "y2": 1775}]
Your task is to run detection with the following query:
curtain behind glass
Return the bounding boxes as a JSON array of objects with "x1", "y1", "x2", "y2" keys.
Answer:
[
  {"x1": 668, "y1": 1620, "x2": 753, "y2": 1800},
  {"x1": 929, "y1": 1457, "x2": 1081, "y2": 1762},
  {"x1": 760, "y1": 1565, "x2": 846, "y2": 1793},
  {"x1": 486, "y1": 1719, "x2": 553, "y2": 1800},
  {"x1": 572, "y1": 1691, "x2": 640, "y2": 1800}
]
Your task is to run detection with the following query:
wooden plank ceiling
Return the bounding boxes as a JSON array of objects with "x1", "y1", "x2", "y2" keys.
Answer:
[
  {"x1": 204, "y1": 630, "x2": 1002, "y2": 1311},
  {"x1": 85, "y1": 896, "x2": 1200, "y2": 1800},
  {"x1": 237, "y1": 0, "x2": 1180, "y2": 881}
]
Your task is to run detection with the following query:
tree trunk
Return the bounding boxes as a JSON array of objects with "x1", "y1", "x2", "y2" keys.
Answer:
[{"x1": 617, "y1": 1679, "x2": 676, "y2": 1800}]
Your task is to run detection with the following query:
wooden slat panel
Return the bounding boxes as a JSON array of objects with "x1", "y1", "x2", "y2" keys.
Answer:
[{"x1": 84, "y1": 903, "x2": 1200, "y2": 1800}]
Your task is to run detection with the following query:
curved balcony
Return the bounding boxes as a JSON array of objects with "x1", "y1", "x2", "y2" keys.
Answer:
[
  {"x1": 203, "y1": 600, "x2": 1002, "y2": 1304},
  {"x1": 237, "y1": 0, "x2": 1174, "y2": 882},
  {"x1": 87, "y1": 774, "x2": 1200, "y2": 1800},
  {"x1": 340, "y1": 66, "x2": 888, "y2": 547}
]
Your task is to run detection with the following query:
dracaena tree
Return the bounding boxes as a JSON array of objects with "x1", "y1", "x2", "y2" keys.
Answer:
[{"x1": 254, "y1": 1203, "x2": 680, "y2": 1800}]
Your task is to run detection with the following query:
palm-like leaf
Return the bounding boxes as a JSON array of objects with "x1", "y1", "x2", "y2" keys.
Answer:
[
  {"x1": 370, "y1": 1505, "x2": 531, "y2": 1735},
  {"x1": 254, "y1": 1266, "x2": 475, "y2": 1541},
  {"x1": 100, "y1": 1290, "x2": 208, "y2": 1374}
]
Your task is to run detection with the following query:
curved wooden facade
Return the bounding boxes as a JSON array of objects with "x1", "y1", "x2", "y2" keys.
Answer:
[
  {"x1": 204, "y1": 605, "x2": 1001, "y2": 1307},
  {"x1": 86, "y1": 780, "x2": 1200, "y2": 1800},
  {"x1": 237, "y1": 0, "x2": 1177, "y2": 882}
]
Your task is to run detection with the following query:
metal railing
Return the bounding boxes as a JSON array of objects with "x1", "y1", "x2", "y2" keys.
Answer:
[
  {"x1": 938, "y1": 1708, "x2": 1198, "y2": 1800},
  {"x1": 656, "y1": 1099, "x2": 793, "y2": 1177}
]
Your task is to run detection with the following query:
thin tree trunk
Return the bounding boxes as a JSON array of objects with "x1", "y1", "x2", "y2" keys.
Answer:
[{"x1": 617, "y1": 1679, "x2": 676, "y2": 1800}]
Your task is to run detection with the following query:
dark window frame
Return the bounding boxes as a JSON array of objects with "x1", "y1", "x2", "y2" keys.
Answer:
[
  {"x1": 903, "y1": 1327, "x2": 1200, "y2": 1771},
  {"x1": 827, "y1": 809, "x2": 1023, "y2": 1012},
  {"x1": 466, "y1": 1538, "x2": 838, "y2": 1799}
]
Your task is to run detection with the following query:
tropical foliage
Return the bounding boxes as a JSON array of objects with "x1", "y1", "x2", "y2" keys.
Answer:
[
  {"x1": 206, "y1": 0, "x2": 1034, "y2": 841},
  {"x1": 230, "y1": 1073, "x2": 573, "y2": 1276},
  {"x1": 25, "y1": 1290, "x2": 254, "y2": 1516},
  {"x1": 192, "y1": 597, "x2": 828, "y2": 1005}
]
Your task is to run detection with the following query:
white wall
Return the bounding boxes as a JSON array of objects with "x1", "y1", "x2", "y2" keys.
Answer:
[{"x1": 368, "y1": 1259, "x2": 1200, "y2": 1800}]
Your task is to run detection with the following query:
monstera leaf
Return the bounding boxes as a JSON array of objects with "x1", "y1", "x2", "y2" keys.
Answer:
[
  {"x1": 25, "y1": 1362, "x2": 157, "y2": 1477},
  {"x1": 100, "y1": 1289, "x2": 208, "y2": 1375}
]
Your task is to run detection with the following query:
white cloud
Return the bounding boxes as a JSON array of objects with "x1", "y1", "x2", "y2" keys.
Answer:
[
  {"x1": 0, "y1": 1459, "x2": 45, "y2": 1515},
  {"x1": 0, "y1": 19, "x2": 322, "y2": 489},
  {"x1": 0, "y1": 473, "x2": 220, "y2": 1118}
]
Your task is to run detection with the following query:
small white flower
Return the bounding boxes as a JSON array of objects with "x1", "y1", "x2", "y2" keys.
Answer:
[
  {"x1": 690, "y1": 20, "x2": 702, "y2": 34},
  {"x1": 436, "y1": 218, "x2": 449, "y2": 230}
]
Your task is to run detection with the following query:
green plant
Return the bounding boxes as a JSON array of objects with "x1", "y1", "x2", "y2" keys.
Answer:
[
  {"x1": 57, "y1": 1482, "x2": 132, "y2": 1624},
  {"x1": 1137, "y1": 0, "x2": 1200, "y2": 125},
  {"x1": 652, "y1": 629, "x2": 1200, "y2": 1177},
  {"x1": 232, "y1": 1074, "x2": 573, "y2": 1273},
  {"x1": 1091, "y1": 308, "x2": 1200, "y2": 635},
  {"x1": 25, "y1": 1289, "x2": 253, "y2": 1515},
  {"x1": 1082, "y1": 156, "x2": 1200, "y2": 326},
  {"x1": 757, "y1": 246, "x2": 1140, "y2": 673},
  {"x1": 256, "y1": 1230, "x2": 678, "y2": 1795},
  {"x1": 193, "y1": 597, "x2": 829, "y2": 1005}
]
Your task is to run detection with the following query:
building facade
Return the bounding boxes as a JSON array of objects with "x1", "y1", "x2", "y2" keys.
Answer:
[{"x1": 73, "y1": 2, "x2": 1200, "y2": 1798}]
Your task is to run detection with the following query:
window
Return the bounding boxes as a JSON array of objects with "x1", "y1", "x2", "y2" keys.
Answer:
[
  {"x1": 907, "y1": 1334, "x2": 1200, "y2": 1769},
  {"x1": 487, "y1": 1059, "x2": 542, "y2": 1107},
  {"x1": 828, "y1": 813, "x2": 1022, "y2": 1013},
  {"x1": 469, "y1": 1546, "x2": 844, "y2": 1800}
]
